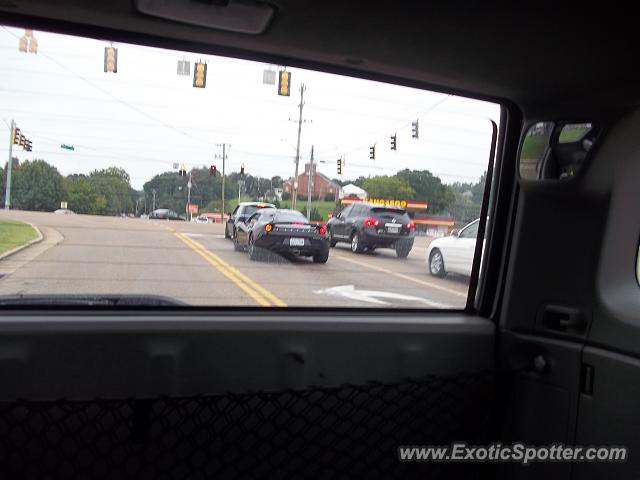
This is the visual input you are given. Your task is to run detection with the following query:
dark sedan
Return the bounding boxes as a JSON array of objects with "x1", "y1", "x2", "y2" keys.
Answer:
[
  {"x1": 234, "y1": 209, "x2": 330, "y2": 263},
  {"x1": 149, "y1": 209, "x2": 184, "y2": 220},
  {"x1": 225, "y1": 202, "x2": 276, "y2": 239}
]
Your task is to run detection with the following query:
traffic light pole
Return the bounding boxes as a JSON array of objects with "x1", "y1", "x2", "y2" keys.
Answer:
[
  {"x1": 292, "y1": 84, "x2": 305, "y2": 210},
  {"x1": 4, "y1": 119, "x2": 14, "y2": 210},
  {"x1": 306, "y1": 145, "x2": 314, "y2": 220}
]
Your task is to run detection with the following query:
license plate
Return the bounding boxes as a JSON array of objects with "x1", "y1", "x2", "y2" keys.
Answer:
[
  {"x1": 386, "y1": 226, "x2": 400, "y2": 234},
  {"x1": 289, "y1": 238, "x2": 305, "y2": 246}
]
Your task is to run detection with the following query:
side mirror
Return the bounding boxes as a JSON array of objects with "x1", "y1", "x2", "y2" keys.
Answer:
[{"x1": 451, "y1": 229, "x2": 459, "y2": 237}]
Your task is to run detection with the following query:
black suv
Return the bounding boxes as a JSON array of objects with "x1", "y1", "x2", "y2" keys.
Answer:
[
  {"x1": 326, "y1": 203, "x2": 415, "y2": 257},
  {"x1": 225, "y1": 202, "x2": 276, "y2": 239}
]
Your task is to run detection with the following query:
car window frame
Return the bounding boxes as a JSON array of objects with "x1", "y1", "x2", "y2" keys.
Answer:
[{"x1": 459, "y1": 220, "x2": 479, "y2": 239}]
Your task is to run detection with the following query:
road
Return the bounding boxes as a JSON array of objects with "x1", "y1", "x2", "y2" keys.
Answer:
[{"x1": 0, "y1": 210, "x2": 470, "y2": 308}]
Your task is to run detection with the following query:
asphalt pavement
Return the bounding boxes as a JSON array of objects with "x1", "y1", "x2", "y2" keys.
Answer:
[{"x1": 0, "y1": 210, "x2": 470, "y2": 308}]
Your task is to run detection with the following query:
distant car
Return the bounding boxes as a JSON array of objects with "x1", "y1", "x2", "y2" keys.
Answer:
[
  {"x1": 326, "y1": 203, "x2": 415, "y2": 258},
  {"x1": 140, "y1": 214, "x2": 149, "y2": 219},
  {"x1": 194, "y1": 215, "x2": 209, "y2": 224},
  {"x1": 53, "y1": 208, "x2": 75, "y2": 214},
  {"x1": 149, "y1": 209, "x2": 184, "y2": 220},
  {"x1": 234, "y1": 208, "x2": 330, "y2": 263},
  {"x1": 225, "y1": 202, "x2": 276, "y2": 239},
  {"x1": 426, "y1": 218, "x2": 479, "y2": 277}
]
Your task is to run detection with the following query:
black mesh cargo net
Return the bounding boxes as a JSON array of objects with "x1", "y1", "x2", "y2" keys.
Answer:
[{"x1": 0, "y1": 371, "x2": 494, "y2": 479}]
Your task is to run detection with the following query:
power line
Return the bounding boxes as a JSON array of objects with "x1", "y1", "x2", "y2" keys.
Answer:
[{"x1": 1, "y1": 26, "x2": 214, "y2": 148}]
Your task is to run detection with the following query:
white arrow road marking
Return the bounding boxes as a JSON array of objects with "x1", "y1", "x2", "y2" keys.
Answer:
[
  {"x1": 314, "y1": 285, "x2": 452, "y2": 308},
  {"x1": 331, "y1": 252, "x2": 466, "y2": 298}
]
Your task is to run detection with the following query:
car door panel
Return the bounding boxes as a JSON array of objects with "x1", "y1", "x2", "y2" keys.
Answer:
[{"x1": 0, "y1": 313, "x2": 496, "y2": 480}]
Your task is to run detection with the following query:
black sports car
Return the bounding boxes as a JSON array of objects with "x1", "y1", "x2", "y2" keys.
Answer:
[{"x1": 234, "y1": 209, "x2": 330, "y2": 263}]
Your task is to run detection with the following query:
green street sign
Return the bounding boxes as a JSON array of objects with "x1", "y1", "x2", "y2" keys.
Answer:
[{"x1": 61, "y1": 144, "x2": 75, "y2": 151}]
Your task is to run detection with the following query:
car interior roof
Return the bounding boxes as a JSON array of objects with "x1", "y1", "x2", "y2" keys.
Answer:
[{"x1": 1, "y1": 2, "x2": 638, "y2": 119}]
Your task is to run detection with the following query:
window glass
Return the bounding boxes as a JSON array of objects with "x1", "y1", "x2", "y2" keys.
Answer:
[
  {"x1": 520, "y1": 122, "x2": 595, "y2": 180},
  {"x1": 519, "y1": 122, "x2": 553, "y2": 179},
  {"x1": 274, "y1": 211, "x2": 308, "y2": 223},
  {"x1": 559, "y1": 123, "x2": 592, "y2": 143},
  {"x1": 459, "y1": 221, "x2": 479, "y2": 239},
  {"x1": 340, "y1": 205, "x2": 354, "y2": 218},
  {"x1": 0, "y1": 26, "x2": 500, "y2": 309}
]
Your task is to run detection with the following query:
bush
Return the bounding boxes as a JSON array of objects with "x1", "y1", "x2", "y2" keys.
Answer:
[
  {"x1": 282, "y1": 192, "x2": 291, "y2": 201},
  {"x1": 324, "y1": 192, "x2": 335, "y2": 202},
  {"x1": 300, "y1": 207, "x2": 322, "y2": 221},
  {"x1": 297, "y1": 194, "x2": 319, "y2": 202}
]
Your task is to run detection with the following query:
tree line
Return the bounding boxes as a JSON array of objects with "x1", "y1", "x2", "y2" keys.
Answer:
[
  {"x1": 1, "y1": 158, "x2": 485, "y2": 224},
  {"x1": 0, "y1": 159, "x2": 137, "y2": 215}
]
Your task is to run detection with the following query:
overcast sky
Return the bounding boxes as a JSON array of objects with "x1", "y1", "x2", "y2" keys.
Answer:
[{"x1": 0, "y1": 26, "x2": 500, "y2": 190}]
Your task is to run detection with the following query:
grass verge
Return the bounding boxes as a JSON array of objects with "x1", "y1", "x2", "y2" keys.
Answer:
[{"x1": 0, "y1": 220, "x2": 39, "y2": 256}]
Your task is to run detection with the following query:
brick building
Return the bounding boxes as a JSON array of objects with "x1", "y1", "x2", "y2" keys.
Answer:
[{"x1": 283, "y1": 163, "x2": 341, "y2": 200}]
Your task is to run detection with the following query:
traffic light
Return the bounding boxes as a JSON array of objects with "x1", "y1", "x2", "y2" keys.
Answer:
[
  {"x1": 369, "y1": 145, "x2": 375, "y2": 160},
  {"x1": 18, "y1": 30, "x2": 36, "y2": 53},
  {"x1": 390, "y1": 134, "x2": 397, "y2": 151},
  {"x1": 278, "y1": 69, "x2": 291, "y2": 96},
  {"x1": 19, "y1": 134, "x2": 26, "y2": 148},
  {"x1": 18, "y1": 35, "x2": 27, "y2": 52},
  {"x1": 28, "y1": 35, "x2": 38, "y2": 54},
  {"x1": 12, "y1": 127, "x2": 21, "y2": 145},
  {"x1": 24, "y1": 139, "x2": 32, "y2": 152},
  {"x1": 412, "y1": 120, "x2": 419, "y2": 139},
  {"x1": 210, "y1": 165, "x2": 217, "y2": 176},
  {"x1": 240, "y1": 163, "x2": 245, "y2": 175},
  {"x1": 104, "y1": 47, "x2": 118, "y2": 73},
  {"x1": 177, "y1": 59, "x2": 190, "y2": 76},
  {"x1": 337, "y1": 158, "x2": 342, "y2": 175},
  {"x1": 193, "y1": 62, "x2": 207, "y2": 88},
  {"x1": 178, "y1": 164, "x2": 187, "y2": 176}
]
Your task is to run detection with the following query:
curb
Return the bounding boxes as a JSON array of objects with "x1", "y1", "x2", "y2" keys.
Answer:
[{"x1": 0, "y1": 222, "x2": 44, "y2": 261}]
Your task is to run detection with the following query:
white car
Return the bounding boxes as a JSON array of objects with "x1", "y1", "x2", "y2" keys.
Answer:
[
  {"x1": 426, "y1": 219, "x2": 479, "y2": 277},
  {"x1": 194, "y1": 215, "x2": 210, "y2": 224}
]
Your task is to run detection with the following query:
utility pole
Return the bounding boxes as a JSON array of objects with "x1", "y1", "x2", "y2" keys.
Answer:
[
  {"x1": 4, "y1": 119, "x2": 14, "y2": 210},
  {"x1": 306, "y1": 145, "x2": 314, "y2": 220},
  {"x1": 152, "y1": 189, "x2": 156, "y2": 212},
  {"x1": 221, "y1": 143, "x2": 226, "y2": 224},
  {"x1": 187, "y1": 170, "x2": 192, "y2": 221},
  {"x1": 292, "y1": 84, "x2": 306, "y2": 210}
]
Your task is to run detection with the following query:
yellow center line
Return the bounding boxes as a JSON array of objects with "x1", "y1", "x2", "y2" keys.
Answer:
[
  {"x1": 176, "y1": 233, "x2": 272, "y2": 306},
  {"x1": 331, "y1": 251, "x2": 468, "y2": 298},
  {"x1": 175, "y1": 232, "x2": 287, "y2": 307}
]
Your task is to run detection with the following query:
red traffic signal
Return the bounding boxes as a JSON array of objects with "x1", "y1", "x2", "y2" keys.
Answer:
[
  {"x1": 240, "y1": 163, "x2": 245, "y2": 175},
  {"x1": 210, "y1": 165, "x2": 217, "y2": 176}
]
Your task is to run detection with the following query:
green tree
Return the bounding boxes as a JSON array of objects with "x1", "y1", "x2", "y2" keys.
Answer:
[
  {"x1": 64, "y1": 174, "x2": 100, "y2": 214},
  {"x1": 396, "y1": 169, "x2": 455, "y2": 213},
  {"x1": 471, "y1": 171, "x2": 487, "y2": 204},
  {"x1": 362, "y1": 175, "x2": 415, "y2": 199},
  {"x1": 270, "y1": 176, "x2": 283, "y2": 188},
  {"x1": 89, "y1": 167, "x2": 134, "y2": 215},
  {"x1": 11, "y1": 159, "x2": 66, "y2": 211}
]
